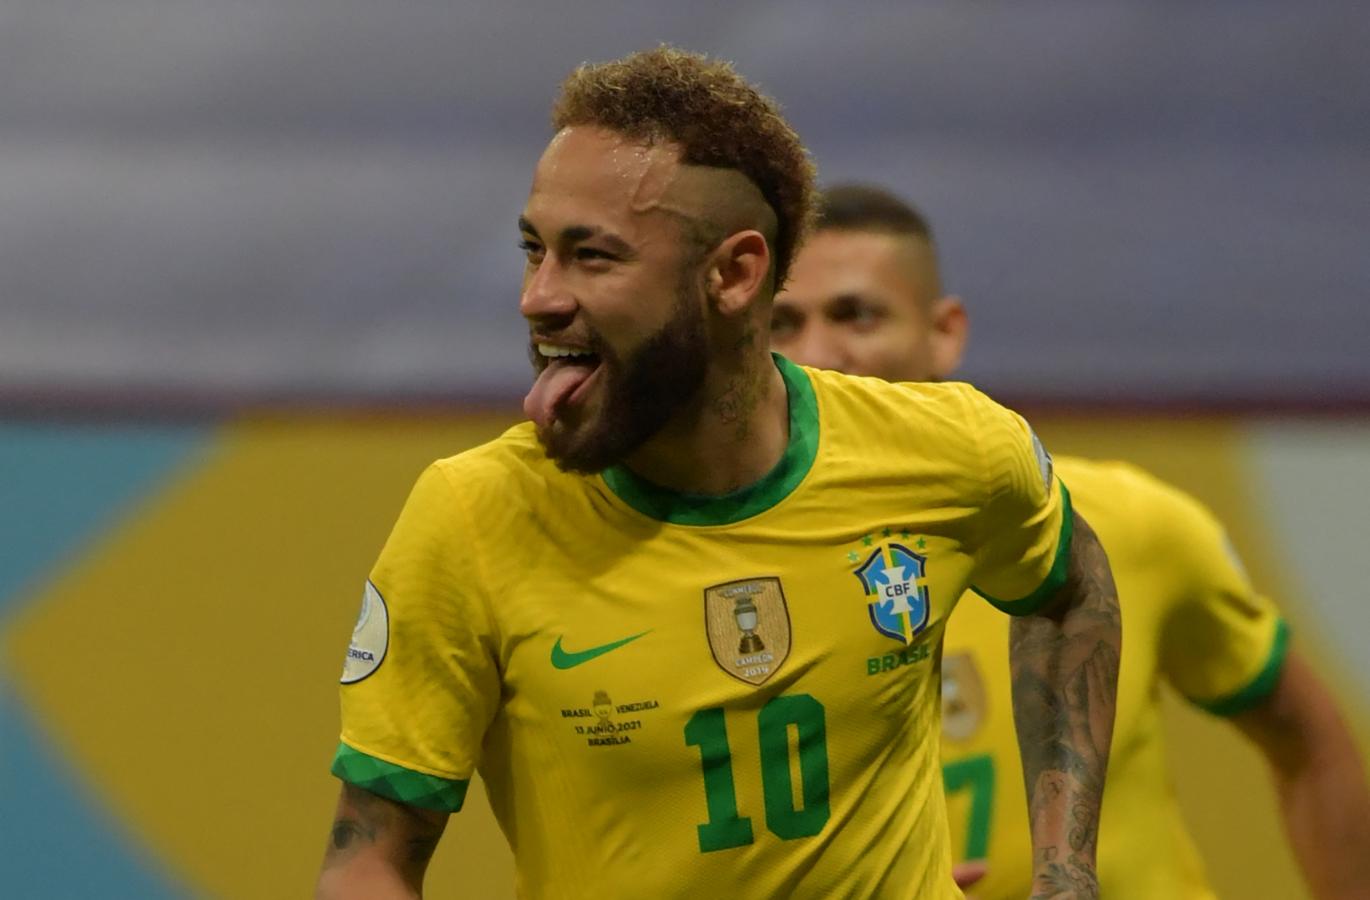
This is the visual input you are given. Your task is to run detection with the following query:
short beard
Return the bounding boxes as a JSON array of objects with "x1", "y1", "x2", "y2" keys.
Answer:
[{"x1": 539, "y1": 270, "x2": 710, "y2": 474}]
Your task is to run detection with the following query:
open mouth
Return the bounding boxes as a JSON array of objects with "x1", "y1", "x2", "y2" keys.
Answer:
[{"x1": 525, "y1": 343, "x2": 603, "y2": 427}]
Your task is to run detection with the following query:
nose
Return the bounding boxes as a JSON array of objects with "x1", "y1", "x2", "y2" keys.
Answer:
[{"x1": 520, "y1": 256, "x2": 577, "y2": 326}]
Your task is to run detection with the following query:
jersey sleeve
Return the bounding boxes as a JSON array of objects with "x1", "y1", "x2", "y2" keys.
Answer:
[
  {"x1": 964, "y1": 390, "x2": 1073, "y2": 616},
  {"x1": 330, "y1": 461, "x2": 500, "y2": 812},
  {"x1": 1156, "y1": 490, "x2": 1288, "y2": 716}
]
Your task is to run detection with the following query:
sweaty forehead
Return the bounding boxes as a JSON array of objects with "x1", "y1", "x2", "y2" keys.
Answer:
[
  {"x1": 526, "y1": 127, "x2": 682, "y2": 230},
  {"x1": 526, "y1": 126, "x2": 774, "y2": 241}
]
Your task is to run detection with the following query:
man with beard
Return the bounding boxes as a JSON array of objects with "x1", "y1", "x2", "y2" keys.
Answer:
[
  {"x1": 771, "y1": 184, "x2": 1370, "y2": 899},
  {"x1": 316, "y1": 50, "x2": 1121, "y2": 900}
]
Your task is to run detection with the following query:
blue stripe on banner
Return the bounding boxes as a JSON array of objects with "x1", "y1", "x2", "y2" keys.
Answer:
[
  {"x1": 0, "y1": 422, "x2": 210, "y2": 898},
  {"x1": 0, "y1": 683, "x2": 193, "y2": 898},
  {"x1": 0, "y1": 423, "x2": 209, "y2": 614}
]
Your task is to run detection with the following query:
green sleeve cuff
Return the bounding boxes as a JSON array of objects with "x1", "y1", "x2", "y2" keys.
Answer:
[
  {"x1": 331, "y1": 743, "x2": 469, "y2": 813},
  {"x1": 1195, "y1": 618, "x2": 1292, "y2": 717},
  {"x1": 972, "y1": 480, "x2": 1074, "y2": 617}
]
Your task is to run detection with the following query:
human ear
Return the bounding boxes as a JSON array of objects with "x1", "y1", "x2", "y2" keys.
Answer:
[
  {"x1": 928, "y1": 295, "x2": 968, "y2": 379},
  {"x1": 705, "y1": 230, "x2": 771, "y2": 318}
]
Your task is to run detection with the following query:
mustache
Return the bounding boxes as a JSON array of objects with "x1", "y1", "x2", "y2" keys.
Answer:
[{"x1": 527, "y1": 329, "x2": 611, "y2": 371}]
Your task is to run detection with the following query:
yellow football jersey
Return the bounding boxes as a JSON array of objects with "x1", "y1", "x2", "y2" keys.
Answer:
[
  {"x1": 333, "y1": 356, "x2": 1071, "y2": 899},
  {"x1": 941, "y1": 456, "x2": 1287, "y2": 900}
]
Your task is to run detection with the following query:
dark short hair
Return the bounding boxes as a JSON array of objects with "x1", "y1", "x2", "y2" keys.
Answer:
[
  {"x1": 552, "y1": 47, "x2": 817, "y2": 287},
  {"x1": 816, "y1": 184, "x2": 934, "y2": 243}
]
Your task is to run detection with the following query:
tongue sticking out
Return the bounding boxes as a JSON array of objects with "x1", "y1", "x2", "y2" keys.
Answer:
[{"x1": 524, "y1": 359, "x2": 596, "y2": 428}]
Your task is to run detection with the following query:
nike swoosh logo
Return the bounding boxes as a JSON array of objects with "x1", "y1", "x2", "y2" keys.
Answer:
[{"x1": 550, "y1": 631, "x2": 651, "y2": 670}]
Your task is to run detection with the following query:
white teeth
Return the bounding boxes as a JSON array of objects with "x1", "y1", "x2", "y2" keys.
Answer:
[{"x1": 538, "y1": 343, "x2": 593, "y2": 359}]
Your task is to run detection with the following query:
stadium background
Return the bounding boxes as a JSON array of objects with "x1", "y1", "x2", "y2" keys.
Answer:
[{"x1": 1, "y1": 2, "x2": 1366, "y2": 897}]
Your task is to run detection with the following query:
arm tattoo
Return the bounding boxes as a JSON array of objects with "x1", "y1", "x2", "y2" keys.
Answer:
[
  {"x1": 406, "y1": 834, "x2": 442, "y2": 867},
  {"x1": 321, "y1": 783, "x2": 447, "y2": 885},
  {"x1": 330, "y1": 817, "x2": 376, "y2": 854},
  {"x1": 1010, "y1": 513, "x2": 1121, "y2": 899}
]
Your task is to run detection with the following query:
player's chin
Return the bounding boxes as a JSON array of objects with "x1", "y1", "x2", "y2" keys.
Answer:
[{"x1": 537, "y1": 408, "x2": 616, "y2": 474}]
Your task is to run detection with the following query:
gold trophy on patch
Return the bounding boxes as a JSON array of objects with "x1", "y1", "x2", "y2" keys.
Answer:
[
  {"x1": 734, "y1": 595, "x2": 765, "y2": 654},
  {"x1": 592, "y1": 690, "x2": 615, "y2": 736}
]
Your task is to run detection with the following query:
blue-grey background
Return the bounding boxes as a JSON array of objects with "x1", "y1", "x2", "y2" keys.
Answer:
[{"x1": 2, "y1": 0, "x2": 1366, "y2": 408}]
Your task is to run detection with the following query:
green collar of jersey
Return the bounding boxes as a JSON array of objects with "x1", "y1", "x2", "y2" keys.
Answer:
[{"x1": 600, "y1": 354, "x2": 818, "y2": 526}]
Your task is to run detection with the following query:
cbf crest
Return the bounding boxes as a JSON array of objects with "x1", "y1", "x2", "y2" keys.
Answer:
[
  {"x1": 703, "y1": 577, "x2": 792, "y2": 685},
  {"x1": 853, "y1": 541, "x2": 930, "y2": 644}
]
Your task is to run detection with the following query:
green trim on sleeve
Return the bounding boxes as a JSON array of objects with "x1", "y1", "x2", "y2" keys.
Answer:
[
  {"x1": 331, "y1": 743, "x2": 469, "y2": 813},
  {"x1": 1196, "y1": 618, "x2": 1292, "y2": 717},
  {"x1": 972, "y1": 480, "x2": 1074, "y2": 617}
]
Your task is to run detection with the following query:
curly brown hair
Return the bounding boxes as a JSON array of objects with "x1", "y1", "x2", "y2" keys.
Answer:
[{"x1": 551, "y1": 46, "x2": 817, "y2": 288}]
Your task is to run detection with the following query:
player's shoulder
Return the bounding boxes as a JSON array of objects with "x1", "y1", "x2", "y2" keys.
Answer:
[
  {"x1": 803, "y1": 362, "x2": 988, "y2": 412},
  {"x1": 1055, "y1": 456, "x2": 1225, "y2": 553},
  {"x1": 432, "y1": 420, "x2": 543, "y2": 477},
  {"x1": 800, "y1": 363, "x2": 998, "y2": 446},
  {"x1": 425, "y1": 421, "x2": 572, "y2": 507},
  {"x1": 1054, "y1": 456, "x2": 1161, "y2": 498}
]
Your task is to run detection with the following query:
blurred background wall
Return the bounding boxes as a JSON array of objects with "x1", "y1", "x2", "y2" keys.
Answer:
[{"x1": 1, "y1": 2, "x2": 1366, "y2": 898}]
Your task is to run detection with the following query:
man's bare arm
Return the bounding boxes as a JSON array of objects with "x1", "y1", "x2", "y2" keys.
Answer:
[
  {"x1": 1234, "y1": 649, "x2": 1370, "y2": 899},
  {"x1": 1009, "y1": 512, "x2": 1121, "y2": 900},
  {"x1": 315, "y1": 783, "x2": 449, "y2": 900}
]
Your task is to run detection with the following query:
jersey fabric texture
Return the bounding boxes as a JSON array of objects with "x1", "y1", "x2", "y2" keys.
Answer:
[
  {"x1": 333, "y1": 356, "x2": 1071, "y2": 899},
  {"x1": 940, "y1": 456, "x2": 1287, "y2": 900}
]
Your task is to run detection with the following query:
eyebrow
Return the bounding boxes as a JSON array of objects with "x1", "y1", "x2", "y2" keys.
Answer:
[
  {"x1": 518, "y1": 216, "x2": 635, "y2": 257},
  {"x1": 827, "y1": 292, "x2": 880, "y2": 308}
]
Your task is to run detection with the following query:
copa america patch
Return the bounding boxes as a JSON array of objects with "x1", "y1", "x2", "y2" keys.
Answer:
[
  {"x1": 341, "y1": 580, "x2": 389, "y2": 684},
  {"x1": 1030, "y1": 430, "x2": 1054, "y2": 491}
]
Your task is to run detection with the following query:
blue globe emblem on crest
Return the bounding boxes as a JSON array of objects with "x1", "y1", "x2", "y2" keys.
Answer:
[{"x1": 852, "y1": 542, "x2": 930, "y2": 644}]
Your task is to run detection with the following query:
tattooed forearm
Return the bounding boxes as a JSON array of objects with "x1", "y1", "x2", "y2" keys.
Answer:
[
  {"x1": 330, "y1": 817, "x2": 376, "y2": 856},
  {"x1": 323, "y1": 785, "x2": 388, "y2": 866},
  {"x1": 406, "y1": 834, "x2": 441, "y2": 867},
  {"x1": 1032, "y1": 855, "x2": 1103, "y2": 899},
  {"x1": 317, "y1": 783, "x2": 448, "y2": 896},
  {"x1": 1011, "y1": 512, "x2": 1121, "y2": 899}
]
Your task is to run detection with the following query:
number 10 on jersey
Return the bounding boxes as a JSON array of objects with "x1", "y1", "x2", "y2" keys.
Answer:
[{"x1": 684, "y1": 694, "x2": 831, "y2": 852}]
